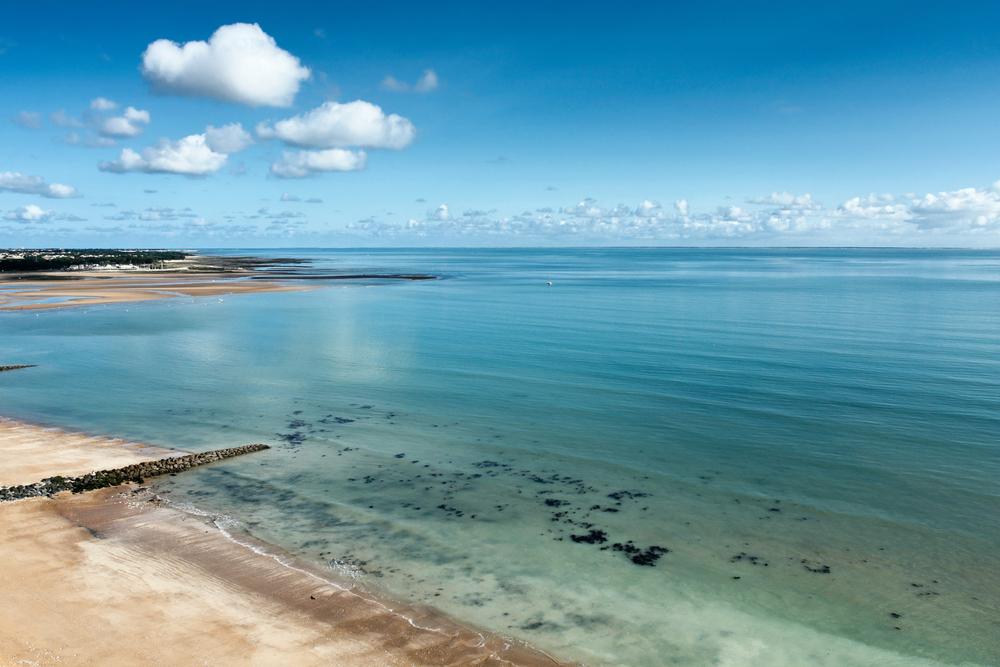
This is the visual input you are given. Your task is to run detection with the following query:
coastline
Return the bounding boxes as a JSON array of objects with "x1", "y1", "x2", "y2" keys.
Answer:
[{"x1": 0, "y1": 417, "x2": 570, "y2": 667}]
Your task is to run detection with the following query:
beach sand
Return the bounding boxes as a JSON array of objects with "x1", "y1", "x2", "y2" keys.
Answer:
[
  {"x1": 0, "y1": 420, "x2": 565, "y2": 667},
  {"x1": 0, "y1": 418, "x2": 184, "y2": 487}
]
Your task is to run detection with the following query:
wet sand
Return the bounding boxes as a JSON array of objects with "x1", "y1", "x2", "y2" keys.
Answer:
[
  {"x1": 0, "y1": 420, "x2": 567, "y2": 667},
  {"x1": 0, "y1": 274, "x2": 315, "y2": 311}
]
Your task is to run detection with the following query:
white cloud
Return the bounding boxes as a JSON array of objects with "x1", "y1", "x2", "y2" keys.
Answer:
[
  {"x1": 51, "y1": 109, "x2": 84, "y2": 128},
  {"x1": 563, "y1": 200, "x2": 606, "y2": 218},
  {"x1": 90, "y1": 97, "x2": 119, "y2": 111},
  {"x1": 280, "y1": 192, "x2": 300, "y2": 201},
  {"x1": 256, "y1": 100, "x2": 416, "y2": 150},
  {"x1": 100, "y1": 107, "x2": 151, "y2": 138},
  {"x1": 268, "y1": 149, "x2": 367, "y2": 178},
  {"x1": 746, "y1": 192, "x2": 822, "y2": 211},
  {"x1": 836, "y1": 193, "x2": 909, "y2": 221},
  {"x1": 305, "y1": 197, "x2": 323, "y2": 203},
  {"x1": 381, "y1": 69, "x2": 439, "y2": 93},
  {"x1": 0, "y1": 172, "x2": 80, "y2": 198},
  {"x1": 140, "y1": 23, "x2": 311, "y2": 107},
  {"x1": 11, "y1": 111, "x2": 43, "y2": 129},
  {"x1": 204, "y1": 122, "x2": 253, "y2": 153},
  {"x1": 635, "y1": 200, "x2": 663, "y2": 218},
  {"x1": 908, "y1": 184, "x2": 1000, "y2": 230},
  {"x1": 674, "y1": 200, "x2": 689, "y2": 216},
  {"x1": 5, "y1": 205, "x2": 53, "y2": 222},
  {"x1": 98, "y1": 134, "x2": 228, "y2": 176},
  {"x1": 428, "y1": 204, "x2": 453, "y2": 221},
  {"x1": 414, "y1": 69, "x2": 439, "y2": 93},
  {"x1": 564, "y1": 200, "x2": 631, "y2": 218}
]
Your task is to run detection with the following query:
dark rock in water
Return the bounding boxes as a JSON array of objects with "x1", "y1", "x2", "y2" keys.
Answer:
[
  {"x1": 608, "y1": 490, "x2": 649, "y2": 501},
  {"x1": 544, "y1": 498, "x2": 569, "y2": 507},
  {"x1": 394, "y1": 453, "x2": 405, "y2": 458},
  {"x1": 612, "y1": 542, "x2": 669, "y2": 566},
  {"x1": 570, "y1": 530, "x2": 608, "y2": 544},
  {"x1": 630, "y1": 547, "x2": 668, "y2": 566},
  {"x1": 0, "y1": 365, "x2": 36, "y2": 372},
  {"x1": 804, "y1": 564, "x2": 831, "y2": 574}
]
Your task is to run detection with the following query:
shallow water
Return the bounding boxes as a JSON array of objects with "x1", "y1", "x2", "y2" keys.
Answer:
[{"x1": 1, "y1": 248, "x2": 998, "y2": 666}]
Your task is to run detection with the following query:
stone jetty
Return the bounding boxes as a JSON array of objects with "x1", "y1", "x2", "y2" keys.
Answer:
[
  {"x1": 0, "y1": 365, "x2": 35, "y2": 372},
  {"x1": 0, "y1": 443, "x2": 269, "y2": 503}
]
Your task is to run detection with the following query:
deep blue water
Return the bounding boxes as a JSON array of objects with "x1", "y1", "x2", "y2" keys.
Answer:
[{"x1": 1, "y1": 248, "x2": 998, "y2": 666}]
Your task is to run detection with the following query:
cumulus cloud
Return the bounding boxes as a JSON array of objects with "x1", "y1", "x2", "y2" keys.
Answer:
[
  {"x1": 11, "y1": 111, "x2": 43, "y2": 129},
  {"x1": 2, "y1": 206, "x2": 85, "y2": 223},
  {"x1": 90, "y1": 97, "x2": 119, "y2": 111},
  {"x1": 5, "y1": 205, "x2": 53, "y2": 222},
  {"x1": 674, "y1": 200, "x2": 689, "y2": 216},
  {"x1": 140, "y1": 23, "x2": 310, "y2": 107},
  {"x1": 268, "y1": 149, "x2": 367, "y2": 178},
  {"x1": 836, "y1": 193, "x2": 909, "y2": 221},
  {"x1": 280, "y1": 192, "x2": 300, "y2": 201},
  {"x1": 99, "y1": 134, "x2": 228, "y2": 176},
  {"x1": 428, "y1": 204, "x2": 453, "y2": 221},
  {"x1": 204, "y1": 122, "x2": 253, "y2": 153},
  {"x1": 256, "y1": 100, "x2": 416, "y2": 150},
  {"x1": 100, "y1": 107, "x2": 151, "y2": 138},
  {"x1": 563, "y1": 200, "x2": 631, "y2": 218},
  {"x1": 832, "y1": 184, "x2": 1000, "y2": 234},
  {"x1": 746, "y1": 192, "x2": 822, "y2": 211},
  {"x1": 635, "y1": 200, "x2": 663, "y2": 218},
  {"x1": 0, "y1": 172, "x2": 80, "y2": 198},
  {"x1": 909, "y1": 185, "x2": 1000, "y2": 230}
]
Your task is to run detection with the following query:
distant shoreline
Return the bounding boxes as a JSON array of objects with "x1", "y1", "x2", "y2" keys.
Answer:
[{"x1": 0, "y1": 416, "x2": 568, "y2": 666}]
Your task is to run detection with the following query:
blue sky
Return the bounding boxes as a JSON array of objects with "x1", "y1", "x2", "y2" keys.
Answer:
[{"x1": 3, "y1": 0, "x2": 1000, "y2": 247}]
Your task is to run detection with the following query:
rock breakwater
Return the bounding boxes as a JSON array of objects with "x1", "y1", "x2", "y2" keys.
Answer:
[
  {"x1": 0, "y1": 365, "x2": 35, "y2": 372},
  {"x1": 0, "y1": 444, "x2": 269, "y2": 503}
]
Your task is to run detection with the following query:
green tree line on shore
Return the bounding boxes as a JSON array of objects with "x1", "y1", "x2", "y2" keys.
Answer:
[{"x1": 0, "y1": 250, "x2": 186, "y2": 272}]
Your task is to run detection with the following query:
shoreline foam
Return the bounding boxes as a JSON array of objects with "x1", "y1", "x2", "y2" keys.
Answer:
[{"x1": 0, "y1": 417, "x2": 570, "y2": 667}]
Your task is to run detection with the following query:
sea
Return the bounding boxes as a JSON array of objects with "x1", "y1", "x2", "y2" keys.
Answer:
[{"x1": 1, "y1": 248, "x2": 998, "y2": 667}]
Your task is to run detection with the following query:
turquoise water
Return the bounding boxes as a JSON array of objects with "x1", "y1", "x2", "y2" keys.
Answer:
[{"x1": 1, "y1": 249, "x2": 998, "y2": 666}]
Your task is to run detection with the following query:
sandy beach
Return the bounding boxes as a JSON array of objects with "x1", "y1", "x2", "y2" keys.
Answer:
[{"x1": 0, "y1": 419, "x2": 566, "y2": 667}]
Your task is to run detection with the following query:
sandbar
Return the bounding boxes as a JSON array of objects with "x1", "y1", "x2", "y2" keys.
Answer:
[{"x1": 0, "y1": 274, "x2": 315, "y2": 311}]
